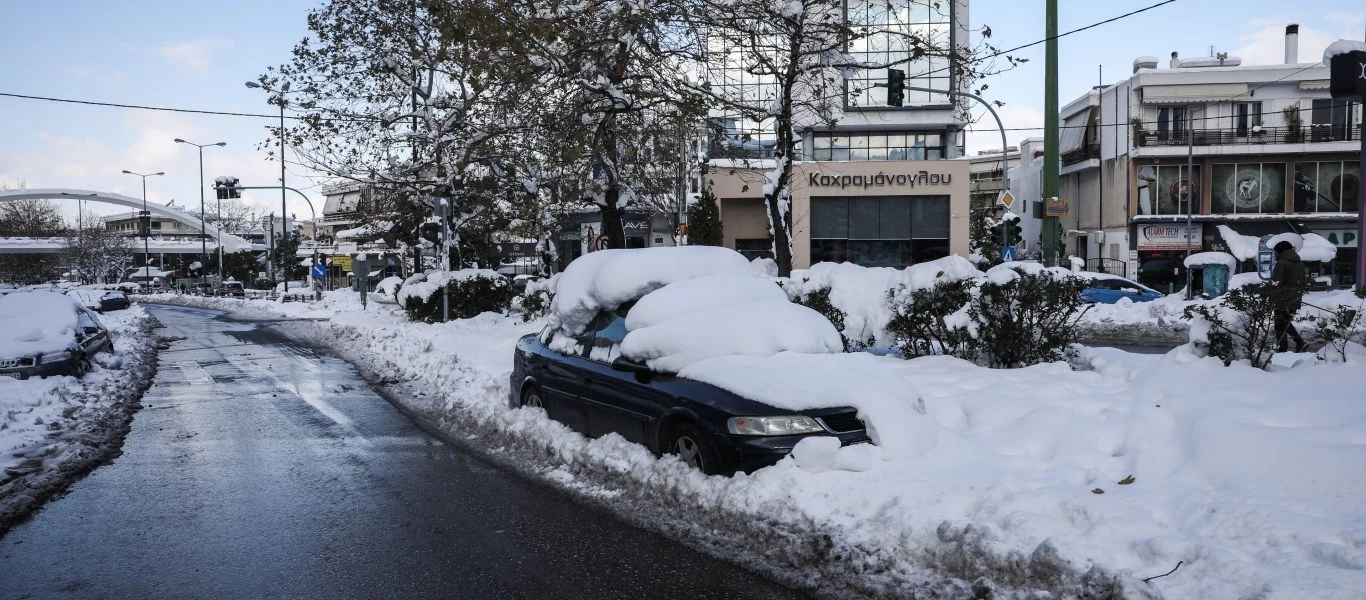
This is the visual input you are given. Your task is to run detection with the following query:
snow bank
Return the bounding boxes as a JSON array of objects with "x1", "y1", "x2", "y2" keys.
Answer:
[
  {"x1": 547, "y1": 247, "x2": 751, "y2": 336},
  {"x1": 0, "y1": 291, "x2": 81, "y2": 358},
  {"x1": 621, "y1": 300, "x2": 841, "y2": 372},
  {"x1": 1183, "y1": 251, "x2": 1237, "y2": 271}
]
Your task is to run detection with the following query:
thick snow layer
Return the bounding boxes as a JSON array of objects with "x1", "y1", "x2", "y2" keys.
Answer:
[
  {"x1": 623, "y1": 272, "x2": 786, "y2": 330},
  {"x1": 621, "y1": 300, "x2": 841, "y2": 372},
  {"x1": 396, "y1": 269, "x2": 502, "y2": 305},
  {"x1": 1183, "y1": 251, "x2": 1237, "y2": 270},
  {"x1": 1324, "y1": 39, "x2": 1366, "y2": 63},
  {"x1": 0, "y1": 291, "x2": 81, "y2": 357},
  {"x1": 1299, "y1": 233, "x2": 1339, "y2": 262},
  {"x1": 548, "y1": 247, "x2": 752, "y2": 336},
  {"x1": 679, "y1": 352, "x2": 936, "y2": 461},
  {"x1": 143, "y1": 292, "x2": 1366, "y2": 599},
  {"x1": 1217, "y1": 225, "x2": 1260, "y2": 261}
]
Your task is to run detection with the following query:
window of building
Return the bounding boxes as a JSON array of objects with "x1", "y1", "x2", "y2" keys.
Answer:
[
  {"x1": 1234, "y1": 101, "x2": 1263, "y2": 136},
  {"x1": 844, "y1": 0, "x2": 953, "y2": 108},
  {"x1": 1294, "y1": 161, "x2": 1361, "y2": 213},
  {"x1": 809, "y1": 195, "x2": 949, "y2": 267},
  {"x1": 1310, "y1": 99, "x2": 1356, "y2": 141},
  {"x1": 808, "y1": 132, "x2": 944, "y2": 161},
  {"x1": 1211, "y1": 162, "x2": 1286, "y2": 214},
  {"x1": 1136, "y1": 164, "x2": 1201, "y2": 215},
  {"x1": 734, "y1": 238, "x2": 773, "y2": 261}
]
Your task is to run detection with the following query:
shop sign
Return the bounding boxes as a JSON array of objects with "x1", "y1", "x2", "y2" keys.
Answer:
[
  {"x1": 492, "y1": 242, "x2": 537, "y2": 258},
  {"x1": 1045, "y1": 197, "x2": 1068, "y2": 217},
  {"x1": 623, "y1": 219, "x2": 651, "y2": 232},
  {"x1": 1137, "y1": 223, "x2": 1201, "y2": 251},
  {"x1": 1312, "y1": 229, "x2": 1359, "y2": 248},
  {"x1": 806, "y1": 170, "x2": 953, "y2": 189},
  {"x1": 332, "y1": 255, "x2": 352, "y2": 271}
]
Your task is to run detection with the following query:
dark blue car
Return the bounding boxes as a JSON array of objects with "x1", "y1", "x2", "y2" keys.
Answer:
[
  {"x1": 510, "y1": 303, "x2": 869, "y2": 475},
  {"x1": 1080, "y1": 276, "x2": 1163, "y2": 304}
]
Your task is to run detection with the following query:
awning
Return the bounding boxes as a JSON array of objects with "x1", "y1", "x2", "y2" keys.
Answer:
[
  {"x1": 1142, "y1": 83, "x2": 1249, "y2": 104},
  {"x1": 1299, "y1": 80, "x2": 1331, "y2": 91},
  {"x1": 1059, "y1": 109, "x2": 1090, "y2": 152},
  {"x1": 368, "y1": 269, "x2": 383, "y2": 277}
]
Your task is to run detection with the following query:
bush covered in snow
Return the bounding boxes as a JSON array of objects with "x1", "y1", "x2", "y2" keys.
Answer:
[
  {"x1": 399, "y1": 269, "x2": 513, "y2": 322},
  {"x1": 885, "y1": 278, "x2": 975, "y2": 358},
  {"x1": 790, "y1": 285, "x2": 854, "y2": 350},
  {"x1": 518, "y1": 274, "x2": 557, "y2": 323},
  {"x1": 967, "y1": 264, "x2": 1091, "y2": 368},
  {"x1": 1183, "y1": 282, "x2": 1281, "y2": 368},
  {"x1": 1302, "y1": 301, "x2": 1366, "y2": 363}
]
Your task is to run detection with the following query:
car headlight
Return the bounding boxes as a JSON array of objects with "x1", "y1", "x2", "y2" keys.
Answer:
[
  {"x1": 39, "y1": 351, "x2": 71, "y2": 365},
  {"x1": 727, "y1": 415, "x2": 824, "y2": 436}
]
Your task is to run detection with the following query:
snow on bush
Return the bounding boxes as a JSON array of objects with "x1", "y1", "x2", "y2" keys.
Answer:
[
  {"x1": 517, "y1": 273, "x2": 558, "y2": 322},
  {"x1": 1183, "y1": 282, "x2": 1283, "y2": 368},
  {"x1": 399, "y1": 269, "x2": 511, "y2": 322},
  {"x1": 374, "y1": 276, "x2": 403, "y2": 301},
  {"x1": 547, "y1": 246, "x2": 752, "y2": 337}
]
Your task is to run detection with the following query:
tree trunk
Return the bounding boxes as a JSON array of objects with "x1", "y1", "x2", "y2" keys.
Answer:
[{"x1": 602, "y1": 186, "x2": 626, "y2": 249}]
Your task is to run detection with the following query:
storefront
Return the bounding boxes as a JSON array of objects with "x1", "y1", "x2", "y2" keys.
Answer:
[
  {"x1": 1133, "y1": 221, "x2": 1200, "y2": 293},
  {"x1": 709, "y1": 161, "x2": 970, "y2": 269}
]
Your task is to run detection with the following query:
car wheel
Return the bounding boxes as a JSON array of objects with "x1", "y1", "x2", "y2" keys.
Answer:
[
  {"x1": 521, "y1": 388, "x2": 544, "y2": 409},
  {"x1": 74, "y1": 356, "x2": 92, "y2": 378},
  {"x1": 666, "y1": 422, "x2": 718, "y2": 475}
]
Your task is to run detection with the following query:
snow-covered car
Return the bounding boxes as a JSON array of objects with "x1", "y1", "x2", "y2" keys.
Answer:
[
  {"x1": 216, "y1": 282, "x2": 245, "y2": 298},
  {"x1": 510, "y1": 247, "x2": 879, "y2": 475},
  {"x1": 1079, "y1": 275, "x2": 1162, "y2": 304},
  {"x1": 64, "y1": 289, "x2": 105, "y2": 312},
  {"x1": 0, "y1": 291, "x2": 112, "y2": 379},
  {"x1": 97, "y1": 290, "x2": 131, "y2": 311}
]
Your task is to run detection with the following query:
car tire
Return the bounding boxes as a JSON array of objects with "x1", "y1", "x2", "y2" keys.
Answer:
[
  {"x1": 665, "y1": 422, "x2": 719, "y2": 475},
  {"x1": 521, "y1": 388, "x2": 544, "y2": 410},
  {"x1": 74, "y1": 356, "x2": 92, "y2": 378}
]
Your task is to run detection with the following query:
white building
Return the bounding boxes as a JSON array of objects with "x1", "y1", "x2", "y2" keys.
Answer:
[{"x1": 1014, "y1": 24, "x2": 1361, "y2": 290}]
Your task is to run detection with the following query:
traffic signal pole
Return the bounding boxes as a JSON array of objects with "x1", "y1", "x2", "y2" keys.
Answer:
[{"x1": 1042, "y1": 0, "x2": 1061, "y2": 266}]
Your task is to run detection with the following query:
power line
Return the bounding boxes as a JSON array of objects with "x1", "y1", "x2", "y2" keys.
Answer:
[{"x1": 0, "y1": 91, "x2": 382, "y2": 123}]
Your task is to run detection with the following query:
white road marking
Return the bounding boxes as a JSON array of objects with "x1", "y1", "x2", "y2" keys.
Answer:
[{"x1": 175, "y1": 360, "x2": 214, "y2": 385}]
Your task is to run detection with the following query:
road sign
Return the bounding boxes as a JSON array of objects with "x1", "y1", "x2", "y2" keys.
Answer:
[
  {"x1": 1001, "y1": 246, "x2": 1017, "y2": 261},
  {"x1": 998, "y1": 190, "x2": 1015, "y2": 209},
  {"x1": 311, "y1": 263, "x2": 326, "y2": 280},
  {"x1": 1045, "y1": 196, "x2": 1068, "y2": 217}
]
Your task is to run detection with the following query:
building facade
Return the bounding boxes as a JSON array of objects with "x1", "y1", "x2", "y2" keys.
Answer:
[{"x1": 1015, "y1": 25, "x2": 1360, "y2": 290}]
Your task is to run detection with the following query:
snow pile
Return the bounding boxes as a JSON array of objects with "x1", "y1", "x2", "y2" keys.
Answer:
[
  {"x1": 0, "y1": 291, "x2": 81, "y2": 358},
  {"x1": 1219, "y1": 226, "x2": 1337, "y2": 263},
  {"x1": 1299, "y1": 233, "x2": 1339, "y2": 262},
  {"x1": 621, "y1": 301, "x2": 841, "y2": 372},
  {"x1": 749, "y1": 257, "x2": 779, "y2": 277},
  {"x1": 374, "y1": 276, "x2": 404, "y2": 300},
  {"x1": 623, "y1": 272, "x2": 785, "y2": 330},
  {"x1": 1324, "y1": 39, "x2": 1366, "y2": 63},
  {"x1": 1217, "y1": 225, "x2": 1260, "y2": 261},
  {"x1": 1182, "y1": 251, "x2": 1237, "y2": 271},
  {"x1": 547, "y1": 246, "x2": 752, "y2": 336}
]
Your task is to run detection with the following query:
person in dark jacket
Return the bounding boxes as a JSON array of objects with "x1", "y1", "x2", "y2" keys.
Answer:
[{"x1": 1270, "y1": 240, "x2": 1307, "y2": 352}]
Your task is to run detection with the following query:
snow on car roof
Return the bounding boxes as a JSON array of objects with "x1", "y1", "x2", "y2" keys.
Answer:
[
  {"x1": 548, "y1": 246, "x2": 752, "y2": 336},
  {"x1": 0, "y1": 291, "x2": 82, "y2": 358}
]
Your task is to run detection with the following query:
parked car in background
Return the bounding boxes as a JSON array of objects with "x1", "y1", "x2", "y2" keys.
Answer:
[
  {"x1": 1080, "y1": 275, "x2": 1163, "y2": 304},
  {"x1": 97, "y1": 290, "x2": 131, "y2": 311},
  {"x1": 64, "y1": 289, "x2": 105, "y2": 312},
  {"x1": 0, "y1": 291, "x2": 112, "y2": 379},
  {"x1": 216, "y1": 281, "x2": 246, "y2": 298}
]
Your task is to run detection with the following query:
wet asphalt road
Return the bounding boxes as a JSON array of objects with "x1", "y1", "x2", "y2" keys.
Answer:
[{"x1": 0, "y1": 305, "x2": 800, "y2": 599}]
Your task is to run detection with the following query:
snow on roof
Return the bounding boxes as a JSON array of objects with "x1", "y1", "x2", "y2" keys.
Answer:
[
  {"x1": 1324, "y1": 39, "x2": 1366, "y2": 64},
  {"x1": 129, "y1": 267, "x2": 173, "y2": 278},
  {"x1": 335, "y1": 220, "x2": 394, "y2": 240},
  {"x1": 1299, "y1": 233, "x2": 1338, "y2": 262},
  {"x1": 1217, "y1": 225, "x2": 1261, "y2": 261},
  {"x1": 1183, "y1": 251, "x2": 1237, "y2": 271},
  {"x1": 547, "y1": 247, "x2": 752, "y2": 336},
  {"x1": 0, "y1": 291, "x2": 81, "y2": 358}
]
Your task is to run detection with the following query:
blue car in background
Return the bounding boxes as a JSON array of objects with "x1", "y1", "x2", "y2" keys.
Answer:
[{"x1": 1080, "y1": 275, "x2": 1164, "y2": 304}]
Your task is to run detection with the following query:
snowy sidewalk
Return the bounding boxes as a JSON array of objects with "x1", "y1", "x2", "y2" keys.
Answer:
[{"x1": 137, "y1": 292, "x2": 1366, "y2": 600}]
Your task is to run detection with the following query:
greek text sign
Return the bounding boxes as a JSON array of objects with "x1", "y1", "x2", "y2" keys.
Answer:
[{"x1": 807, "y1": 171, "x2": 953, "y2": 189}]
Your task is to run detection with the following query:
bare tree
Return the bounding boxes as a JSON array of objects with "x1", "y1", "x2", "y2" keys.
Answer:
[
  {"x1": 63, "y1": 219, "x2": 133, "y2": 284},
  {"x1": 0, "y1": 180, "x2": 66, "y2": 283}
]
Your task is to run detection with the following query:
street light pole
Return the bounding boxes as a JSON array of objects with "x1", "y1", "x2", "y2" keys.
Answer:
[
  {"x1": 121, "y1": 169, "x2": 164, "y2": 280},
  {"x1": 245, "y1": 80, "x2": 291, "y2": 292},
  {"x1": 174, "y1": 139, "x2": 226, "y2": 284},
  {"x1": 230, "y1": 184, "x2": 321, "y2": 287}
]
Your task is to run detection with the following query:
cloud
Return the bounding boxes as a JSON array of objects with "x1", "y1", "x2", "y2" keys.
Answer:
[
  {"x1": 158, "y1": 39, "x2": 231, "y2": 75},
  {"x1": 68, "y1": 66, "x2": 89, "y2": 78},
  {"x1": 1232, "y1": 19, "x2": 1358, "y2": 66},
  {"x1": 964, "y1": 104, "x2": 1045, "y2": 155}
]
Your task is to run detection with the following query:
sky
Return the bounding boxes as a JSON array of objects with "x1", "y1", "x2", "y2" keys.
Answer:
[{"x1": 0, "y1": 0, "x2": 1363, "y2": 224}]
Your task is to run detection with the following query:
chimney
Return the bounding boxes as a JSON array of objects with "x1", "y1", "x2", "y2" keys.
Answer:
[
  {"x1": 1170, "y1": 51, "x2": 1180, "y2": 68},
  {"x1": 1285, "y1": 24, "x2": 1299, "y2": 64}
]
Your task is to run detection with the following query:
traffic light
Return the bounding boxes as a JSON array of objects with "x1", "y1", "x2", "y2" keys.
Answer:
[
  {"x1": 1004, "y1": 215, "x2": 1023, "y2": 246},
  {"x1": 420, "y1": 222, "x2": 441, "y2": 245},
  {"x1": 990, "y1": 220, "x2": 1005, "y2": 245},
  {"x1": 886, "y1": 68, "x2": 906, "y2": 107},
  {"x1": 213, "y1": 176, "x2": 241, "y2": 200},
  {"x1": 137, "y1": 210, "x2": 152, "y2": 238}
]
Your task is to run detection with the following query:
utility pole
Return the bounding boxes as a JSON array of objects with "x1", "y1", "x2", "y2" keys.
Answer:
[{"x1": 1042, "y1": 0, "x2": 1061, "y2": 265}]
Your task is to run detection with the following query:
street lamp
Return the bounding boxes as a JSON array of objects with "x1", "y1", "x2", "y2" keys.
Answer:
[
  {"x1": 121, "y1": 169, "x2": 164, "y2": 281},
  {"x1": 174, "y1": 138, "x2": 226, "y2": 284},
  {"x1": 245, "y1": 80, "x2": 291, "y2": 291}
]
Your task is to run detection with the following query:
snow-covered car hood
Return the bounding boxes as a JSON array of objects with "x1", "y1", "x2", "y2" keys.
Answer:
[{"x1": 0, "y1": 291, "x2": 82, "y2": 357}]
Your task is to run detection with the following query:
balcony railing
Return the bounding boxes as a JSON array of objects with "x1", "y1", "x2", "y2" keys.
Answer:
[
  {"x1": 1061, "y1": 143, "x2": 1101, "y2": 166},
  {"x1": 1135, "y1": 124, "x2": 1359, "y2": 148}
]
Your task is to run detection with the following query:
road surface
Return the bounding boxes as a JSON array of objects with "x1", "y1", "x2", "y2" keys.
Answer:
[{"x1": 0, "y1": 305, "x2": 800, "y2": 599}]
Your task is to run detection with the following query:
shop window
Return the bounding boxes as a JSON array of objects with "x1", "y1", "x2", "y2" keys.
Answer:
[
  {"x1": 1211, "y1": 162, "x2": 1286, "y2": 214},
  {"x1": 1294, "y1": 161, "x2": 1360, "y2": 213},
  {"x1": 1136, "y1": 164, "x2": 1200, "y2": 215},
  {"x1": 734, "y1": 239, "x2": 773, "y2": 261},
  {"x1": 808, "y1": 132, "x2": 946, "y2": 161},
  {"x1": 808, "y1": 195, "x2": 948, "y2": 267}
]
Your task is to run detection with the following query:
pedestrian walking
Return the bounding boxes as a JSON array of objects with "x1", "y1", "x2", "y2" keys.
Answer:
[{"x1": 1269, "y1": 240, "x2": 1307, "y2": 352}]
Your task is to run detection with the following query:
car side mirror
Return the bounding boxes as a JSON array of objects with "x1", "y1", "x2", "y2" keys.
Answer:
[{"x1": 611, "y1": 356, "x2": 652, "y2": 375}]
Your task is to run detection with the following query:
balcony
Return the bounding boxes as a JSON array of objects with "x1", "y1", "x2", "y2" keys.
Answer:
[
  {"x1": 1135, "y1": 124, "x2": 1359, "y2": 148},
  {"x1": 1061, "y1": 143, "x2": 1100, "y2": 166}
]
